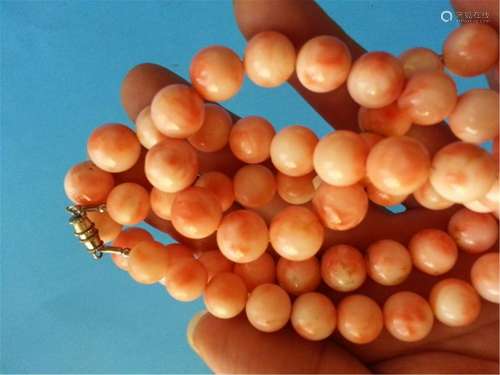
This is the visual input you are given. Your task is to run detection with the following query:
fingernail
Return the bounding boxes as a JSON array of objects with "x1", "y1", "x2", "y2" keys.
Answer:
[{"x1": 187, "y1": 310, "x2": 206, "y2": 354}]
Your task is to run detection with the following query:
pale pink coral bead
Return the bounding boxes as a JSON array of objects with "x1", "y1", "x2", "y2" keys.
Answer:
[
  {"x1": 448, "y1": 89, "x2": 499, "y2": 144},
  {"x1": 150, "y1": 84, "x2": 205, "y2": 138},
  {"x1": 443, "y1": 23, "x2": 499, "y2": 77},
  {"x1": 409, "y1": 229, "x2": 458, "y2": 276},
  {"x1": 321, "y1": 244, "x2": 366, "y2": 292},
  {"x1": 190, "y1": 46, "x2": 244, "y2": 102},
  {"x1": 448, "y1": 208, "x2": 498, "y2": 254},
  {"x1": 312, "y1": 182, "x2": 368, "y2": 231},
  {"x1": 429, "y1": 142, "x2": 496, "y2": 203},
  {"x1": 337, "y1": 294, "x2": 383, "y2": 344},
  {"x1": 398, "y1": 71, "x2": 457, "y2": 126},
  {"x1": 296, "y1": 35, "x2": 352, "y2": 93},
  {"x1": 399, "y1": 47, "x2": 443, "y2": 78},
  {"x1": 366, "y1": 136, "x2": 430, "y2": 196},
  {"x1": 471, "y1": 252, "x2": 499, "y2": 304},
  {"x1": 270, "y1": 126, "x2": 318, "y2": 177},
  {"x1": 244, "y1": 31, "x2": 296, "y2": 88},
  {"x1": 313, "y1": 130, "x2": 368, "y2": 187},
  {"x1": 366, "y1": 239, "x2": 412, "y2": 286},
  {"x1": 383, "y1": 291, "x2": 434, "y2": 342},
  {"x1": 291, "y1": 292, "x2": 337, "y2": 341},
  {"x1": 430, "y1": 278, "x2": 481, "y2": 327},
  {"x1": 347, "y1": 51, "x2": 405, "y2": 108}
]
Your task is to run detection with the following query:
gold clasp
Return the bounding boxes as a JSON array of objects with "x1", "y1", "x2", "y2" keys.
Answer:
[{"x1": 66, "y1": 204, "x2": 130, "y2": 260}]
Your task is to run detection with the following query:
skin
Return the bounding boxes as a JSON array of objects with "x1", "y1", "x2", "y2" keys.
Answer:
[{"x1": 119, "y1": 0, "x2": 499, "y2": 373}]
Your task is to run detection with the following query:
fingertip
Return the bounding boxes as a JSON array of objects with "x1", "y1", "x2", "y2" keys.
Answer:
[
  {"x1": 187, "y1": 310, "x2": 207, "y2": 355},
  {"x1": 189, "y1": 312, "x2": 369, "y2": 373},
  {"x1": 121, "y1": 63, "x2": 184, "y2": 121}
]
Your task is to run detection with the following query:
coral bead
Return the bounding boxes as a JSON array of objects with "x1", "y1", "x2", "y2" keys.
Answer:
[
  {"x1": 164, "y1": 243, "x2": 194, "y2": 275},
  {"x1": 296, "y1": 35, "x2": 352, "y2": 93},
  {"x1": 158, "y1": 243, "x2": 195, "y2": 285},
  {"x1": 313, "y1": 130, "x2": 368, "y2": 186},
  {"x1": 312, "y1": 182, "x2": 368, "y2": 231},
  {"x1": 204, "y1": 272, "x2": 247, "y2": 319},
  {"x1": 409, "y1": 229, "x2": 458, "y2": 276},
  {"x1": 463, "y1": 179, "x2": 499, "y2": 215},
  {"x1": 87, "y1": 124, "x2": 141, "y2": 173},
  {"x1": 366, "y1": 240, "x2": 412, "y2": 286},
  {"x1": 359, "y1": 132, "x2": 383, "y2": 150},
  {"x1": 145, "y1": 139, "x2": 198, "y2": 193},
  {"x1": 337, "y1": 295, "x2": 383, "y2": 344},
  {"x1": 443, "y1": 23, "x2": 499, "y2": 77},
  {"x1": 217, "y1": 209, "x2": 269, "y2": 263},
  {"x1": 358, "y1": 102, "x2": 412, "y2": 137},
  {"x1": 399, "y1": 47, "x2": 443, "y2": 78},
  {"x1": 276, "y1": 257, "x2": 321, "y2": 296},
  {"x1": 321, "y1": 244, "x2": 366, "y2": 292},
  {"x1": 270, "y1": 126, "x2": 318, "y2": 177},
  {"x1": 106, "y1": 183, "x2": 150, "y2": 225},
  {"x1": 246, "y1": 283, "x2": 291, "y2": 333},
  {"x1": 150, "y1": 187, "x2": 176, "y2": 220},
  {"x1": 229, "y1": 116, "x2": 275, "y2": 164},
  {"x1": 187, "y1": 104, "x2": 232, "y2": 152},
  {"x1": 128, "y1": 241, "x2": 169, "y2": 284},
  {"x1": 198, "y1": 250, "x2": 233, "y2": 281},
  {"x1": 366, "y1": 136, "x2": 430, "y2": 195},
  {"x1": 471, "y1": 252, "x2": 499, "y2": 304},
  {"x1": 64, "y1": 161, "x2": 114, "y2": 205},
  {"x1": 190, "y1": 46, "x2": 244, "y2": 101},
  {"x1": 448, "y1": 89, "x2": 499, "y2": 144},
  {"x1": 164, "y1": 258, "x2": 208, "y2": 302},
  {"x1": 87, "y1": 211, "x2": 122, "y2": 243},
  {"x1": 111, "y1": 228, "x2": 153, "y2": 271},
  {"x1": 171, "y1": 187, "x2": 222, "y2": 239},
  {"x1": 448, "y1": 208, "x2": 498, "y2": 254},
  {"x1": 291, "y1": 292, "x2": 337, "y2": 341},
  {"x1": 195, "y1": 171, "x2": 234, "y2": 211},
  {"x1": 430, "y1": 278, "x2": 481, "y2": 327},
  {"x1": 113, "y1": 149, "x2": 150, "y2": 188},
  {"x1": 429, "y1": 142, "x2": 496, "y2": 203},
  {"x1": 270, "y1": 206, "x2": 324, "y2": 261},
  {"x1": 151, "y1": 84, "x2": 205, "y2": 138},
  {"x1": 233, "y1": 165, "x2": 276, "y2": 208},
  {"x1": 413, "y1": 179, "x2": 454, "y2": 210},
  {"x1": 234, "y1": 252, "x2": 276, "y2": 291},
  {"x1": 398, "y1": 71, "x2": 457, "y2": 126},
  {"x1": 366, "y1": 183, "x2": 408, "y2": 206},
  {"x1": 383, "y1": 291, "x2": 434, "y2": 342},
  {"x1": 244, "y1": 31, "x2": 296, "y2": 88},
  {"x1": 347, "y1": 51, "x2": 405, "y2": 108},
  {"x1": 276, "y1": 172, "x2": 315, "y2": 205},
  {"x1": 135, "y1": 106, "x2": 169, "y2": 149}
]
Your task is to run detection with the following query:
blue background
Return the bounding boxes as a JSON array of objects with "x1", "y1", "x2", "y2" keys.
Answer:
[{"x1": 1, "y1": 0, "x2": 487, "y2": 373}]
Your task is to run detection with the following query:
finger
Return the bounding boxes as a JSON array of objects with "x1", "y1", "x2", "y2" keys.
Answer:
[
  {"x1": 373, "y1": 351, "x2": 499, "y2": 374},
  {"x1": 233, "y1": 0, "x2": 363, "y2": 131},
  {"x1": 188, "y1": 313, "x2": 369, "y2": 374}
]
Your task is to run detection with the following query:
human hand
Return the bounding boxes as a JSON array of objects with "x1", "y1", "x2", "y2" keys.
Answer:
[{"x1": 118, "y1": 0, "x2": 499, "y2": 373}]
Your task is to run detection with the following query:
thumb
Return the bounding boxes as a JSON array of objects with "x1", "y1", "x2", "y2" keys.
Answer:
[{"x1": 187, "y1": 312, "x2": 369, "y2": 374}]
